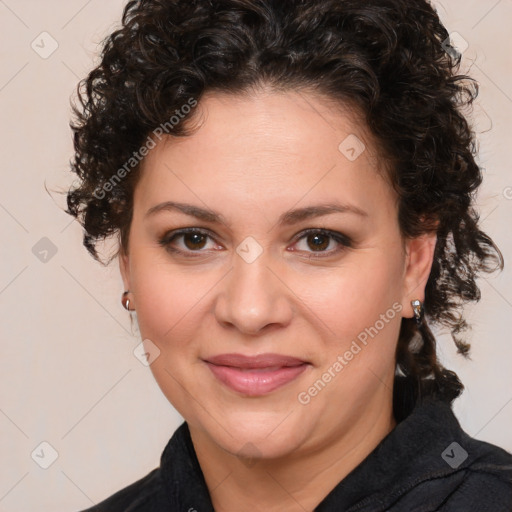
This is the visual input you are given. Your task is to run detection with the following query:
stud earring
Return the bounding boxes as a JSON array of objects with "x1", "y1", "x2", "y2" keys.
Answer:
[
  {"x1": 122, "y1": 291, "x2": 132, "y2": 311},
  {"x1": 411, "y1": 299, "x2": 423, "y2": 326}
]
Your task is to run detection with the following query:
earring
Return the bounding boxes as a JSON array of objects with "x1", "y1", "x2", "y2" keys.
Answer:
[
  {"x1": 122, "y1": 291, "x2": 132, "y2": 311},
  {"x1": 411, "y1": 299, "x2": 423, "y2": 326}
]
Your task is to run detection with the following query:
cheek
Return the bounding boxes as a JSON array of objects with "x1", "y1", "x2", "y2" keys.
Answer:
[
  {"x1": 296, "y1": 252, "x2": 404, "y2": 342},
  {"x1": 129, "y1": 256, "x2": 212, "y2": 415},
  {"x1": 130, "y1": 253, "x2": 212, "y2": 347}
]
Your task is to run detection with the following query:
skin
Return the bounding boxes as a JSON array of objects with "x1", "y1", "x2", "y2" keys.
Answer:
[{"x1": 119, "y1": 88, "x2": 437, "y2": 511}]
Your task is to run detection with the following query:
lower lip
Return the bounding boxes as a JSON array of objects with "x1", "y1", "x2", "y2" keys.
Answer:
[{"x1": 205, "y1": 362, "x2": 309, "y2": 396}]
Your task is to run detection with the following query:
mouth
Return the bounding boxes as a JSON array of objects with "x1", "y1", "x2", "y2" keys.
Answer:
[{"x1": 202, "y1": 353, "x2": 311, "y2": 396}]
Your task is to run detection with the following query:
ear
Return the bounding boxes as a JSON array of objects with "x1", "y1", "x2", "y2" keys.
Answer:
[
  {"x1": 119, "y1": 248, "x2": 132, "y2": 294},
  {"x1": 401, "y1": 231, "x2": 437, "y2": 318}
]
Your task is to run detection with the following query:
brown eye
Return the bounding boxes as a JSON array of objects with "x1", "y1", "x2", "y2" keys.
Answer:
[
  {"x1": 306, "y1": 233, "x2": 331, "y2": 251},
  {"x1": 182, "y1": 232, "x2": 208, "y2": 250}
]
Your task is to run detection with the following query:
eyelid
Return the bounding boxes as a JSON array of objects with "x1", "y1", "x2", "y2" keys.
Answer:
[
  {"x1": 291, "y1": 228, "x2": 352, "y2": 247},
  {"x1": 158, "y1": 227, "x2": 221, "y2": 252}
]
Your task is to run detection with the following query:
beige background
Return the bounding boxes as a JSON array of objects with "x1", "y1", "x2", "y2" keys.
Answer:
[{"x1": 0, "y1": 0, "x2": 511, "y2": 510}]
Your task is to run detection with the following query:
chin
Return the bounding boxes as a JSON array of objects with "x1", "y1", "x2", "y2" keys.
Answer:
[{"x1": 199, "y1": 409, "x2": 311, "y2": 460}]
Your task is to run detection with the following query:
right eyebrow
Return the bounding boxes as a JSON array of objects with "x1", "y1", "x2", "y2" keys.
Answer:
[{"x1": 144, "y1": 201, "x2": 225, "y2": 223}]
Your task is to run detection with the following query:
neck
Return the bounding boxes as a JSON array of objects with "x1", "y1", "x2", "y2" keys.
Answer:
[{"x1": 189, "y1": 386, "x2": 397, "y2": 512}]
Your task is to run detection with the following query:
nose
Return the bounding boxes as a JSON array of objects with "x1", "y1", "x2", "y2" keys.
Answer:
[{"x1": 214, "y1": 251, "x2": 294, "y2": 335}]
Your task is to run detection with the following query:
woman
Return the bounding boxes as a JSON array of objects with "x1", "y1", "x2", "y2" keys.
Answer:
[{"x1": 66, "y1": 0, "x2": 512, "y2": 510}]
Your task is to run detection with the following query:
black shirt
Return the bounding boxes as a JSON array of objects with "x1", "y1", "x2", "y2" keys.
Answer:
[{"x1": 79, "y1": 382, "x2": 512, "y2": 511}]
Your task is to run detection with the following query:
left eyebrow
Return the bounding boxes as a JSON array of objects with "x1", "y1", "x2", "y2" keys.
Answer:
[
  {"x1": 144, "y1": 201, "x2": 368, "y2": 226},
  {"x1": 278, "y1": 203, "x2": 368, "y2": 226}
]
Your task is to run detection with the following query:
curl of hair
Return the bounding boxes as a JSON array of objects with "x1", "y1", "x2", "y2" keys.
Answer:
[{"x1": 66, "y1": 0, "x2": 504, "y2": 405}]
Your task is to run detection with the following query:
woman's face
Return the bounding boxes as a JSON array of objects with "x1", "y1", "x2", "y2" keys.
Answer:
[{"x1": 120, "y1": 89, "x2": 435, "y2": 459}]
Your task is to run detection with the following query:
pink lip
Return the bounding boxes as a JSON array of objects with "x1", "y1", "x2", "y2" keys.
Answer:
[{"x1": 203, "y1": 353, "x2": 310, "y2": 396}]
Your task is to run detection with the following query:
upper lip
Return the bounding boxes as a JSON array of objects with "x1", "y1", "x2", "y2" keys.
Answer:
[{"x1": 203, "y1": 353, "x2": 308, "y2": 369}]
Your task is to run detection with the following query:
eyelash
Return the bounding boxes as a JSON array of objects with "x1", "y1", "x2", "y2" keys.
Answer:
[{"x1": 158, "y1": 227, "x2": 352, "y2": 259}]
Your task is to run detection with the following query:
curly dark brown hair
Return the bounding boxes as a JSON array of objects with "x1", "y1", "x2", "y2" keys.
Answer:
[{"x1": 65, "y1": 0, "x2": 503, "y2": 411}]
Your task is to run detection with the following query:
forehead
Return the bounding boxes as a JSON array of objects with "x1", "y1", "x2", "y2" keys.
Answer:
[{"x1": 134, "y1": 90, "x2": 395, "y2": 221}]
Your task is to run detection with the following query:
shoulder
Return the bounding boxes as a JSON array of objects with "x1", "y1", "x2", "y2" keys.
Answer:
[
  {"x1": 390, "y1": 431, "x2": 512, "y2": 512},
  {"x1": 338, "y1": 396, "x2": 512, "y2": 512},
  {"x1": 77, "y1": 467, "x2": 169, "y2": 512},
  {"x1": 443, "y1": 436, "x2": 512, "y2": 510}
]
